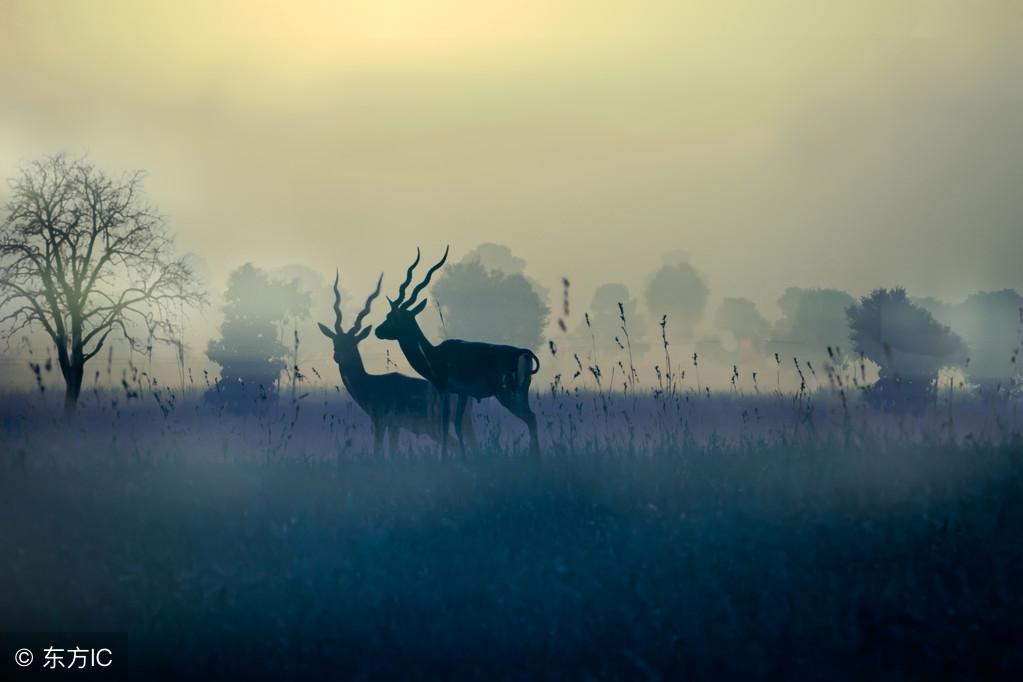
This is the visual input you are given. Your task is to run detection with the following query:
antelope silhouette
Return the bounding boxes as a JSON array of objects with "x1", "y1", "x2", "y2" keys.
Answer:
[
  {"x1": 374, "y1": 247, "x2": 541, "y2": 457},
  {"x1": 318, "y1": 271, "x2": 473, "y2": 456}
]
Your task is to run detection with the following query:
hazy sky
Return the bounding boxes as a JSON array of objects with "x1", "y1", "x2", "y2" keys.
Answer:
[{"x1": 2, "y1": 0, "x2": 1022, "y2": 333}]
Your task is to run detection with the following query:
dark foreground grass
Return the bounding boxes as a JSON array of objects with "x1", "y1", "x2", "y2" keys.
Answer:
[{"x1": 2, "y1": 435, "x2": 1023, "y2": 680}]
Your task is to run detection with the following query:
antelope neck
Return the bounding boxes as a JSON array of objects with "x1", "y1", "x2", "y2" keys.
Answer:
[
  {"x1": 395, "y1": 323, "x2": 439, "y2": 385},
  {"x1": 337, "y1": 348, "x2": 373, "y2": 404}
]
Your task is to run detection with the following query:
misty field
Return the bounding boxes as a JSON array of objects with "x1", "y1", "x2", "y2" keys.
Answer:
[{"x1": 1, "y1": 386, "x2": 1022, "y2": 680}]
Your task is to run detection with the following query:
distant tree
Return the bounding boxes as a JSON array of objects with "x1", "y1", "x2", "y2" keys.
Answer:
[
  {"x1": 461, "y1": 243, "x2": 527, "y2": 274},
  {"x1": 915, "y1": 289, "x2": 1023, "y2": 386},
  {"x1": 271, "y1": 264, "x2": 334, "y2": 319},
  {"x1": 458, "y1": 243, "x2": 550, "y2": 311},
  {"x1": 770, "y1": 288, "x2": 855, "y2": 360},
  {"x1": 269, "y1": 264, "x2": 339, "y2": 374},
  {"x1": 644, "y1": 262, "x2": 708, "y2": 339},
  {"x1": 694, "y1": 335, "x2": 730, "y2": 366},
  {"x1": 0, "y1": 154, "x2": 205, "y2": 411},
  {"x1": 847, "y1": 288, "x2": 968, "y2": 411},
  {"x1": 575, "y1": 283, "x2": 651, "y2": 362},
  {"x1": 206, "y1": 264, "x2": 310, "y2": 407},
  {"x1": 431, "y1": 260, "x2": 548, "y2": 351},
  {"x1": 715, "y1": 297, "x2": 770, "y2": 353}
]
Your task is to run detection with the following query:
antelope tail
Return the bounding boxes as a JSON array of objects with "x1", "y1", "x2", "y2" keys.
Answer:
[{"x1": 527, "y1": 350, "x2": 540, "y2": 375}]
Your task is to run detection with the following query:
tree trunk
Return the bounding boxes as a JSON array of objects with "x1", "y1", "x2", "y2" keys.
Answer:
[
  {"x1": 64, "y1": 361, "x2": 84, "y2": 413},
  {"x1": 61, "y1": 319, "x2": 87, "y2": 414}
]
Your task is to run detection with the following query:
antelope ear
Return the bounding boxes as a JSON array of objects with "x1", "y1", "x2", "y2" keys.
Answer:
[
  {"x1": 409, "y1": 299, "x2": 428, "y2": 316},
  {"x1": 355, "y1": 325, "x2": 372, "y2": 342},
  {"x1": 317, "y1": 322, "x2": 336, "y2": 339}
]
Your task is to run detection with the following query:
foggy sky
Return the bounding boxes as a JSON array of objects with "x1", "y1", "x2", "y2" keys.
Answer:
[{"x1": 2, "y1": 0, "x2": 1022, "y2": 358}]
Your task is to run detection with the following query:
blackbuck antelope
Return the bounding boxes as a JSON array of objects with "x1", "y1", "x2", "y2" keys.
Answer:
[
  {"x1": 318, "y1": 271, "x2": 473, "y2": 456},
  {"x1": 375, "y1": 247, "x2": 541, "y2": 457}
]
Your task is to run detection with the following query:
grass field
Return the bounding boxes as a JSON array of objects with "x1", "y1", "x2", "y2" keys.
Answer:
[{"x1": 1, "y1": 386, "x2": 1022, "y2": 679}]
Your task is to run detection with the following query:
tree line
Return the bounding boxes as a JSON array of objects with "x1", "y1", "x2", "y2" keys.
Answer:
[{"x1": 2, "y1": 155, "x2": 1020, "y2": 413}]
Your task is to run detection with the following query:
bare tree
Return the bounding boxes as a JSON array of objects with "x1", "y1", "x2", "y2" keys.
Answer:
[{"x1": 0, "y1": 154, "x2": 205, "y2": 411}]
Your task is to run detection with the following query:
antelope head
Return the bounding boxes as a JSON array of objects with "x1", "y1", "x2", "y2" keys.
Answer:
[
  {"x1": 374, "y1": 246, "x2": 448, "y2": 341},
  {"x1": 317, "y1": 271, "x2": 383, "y2": 364}
]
